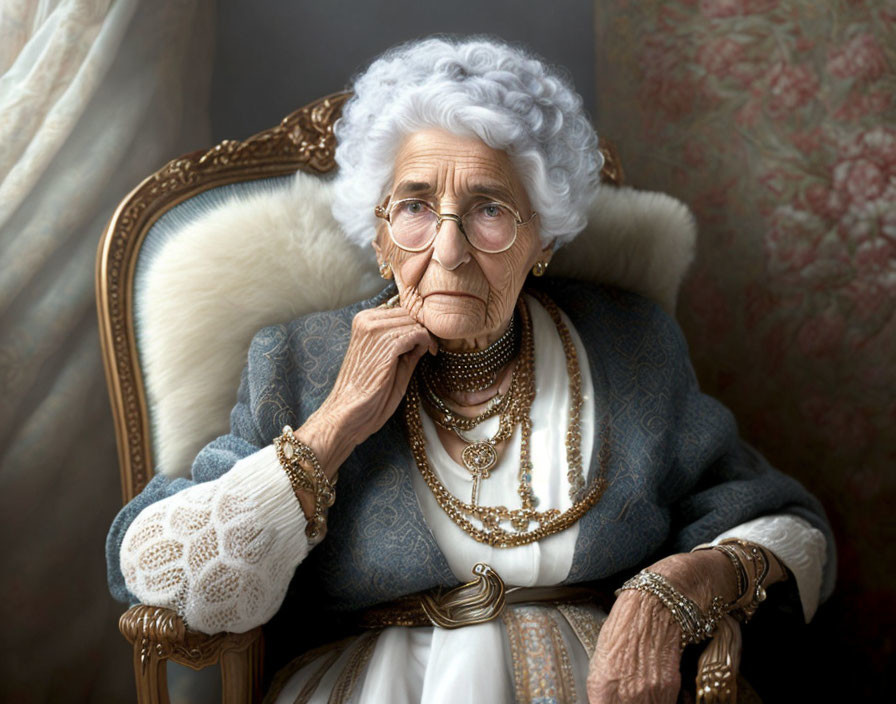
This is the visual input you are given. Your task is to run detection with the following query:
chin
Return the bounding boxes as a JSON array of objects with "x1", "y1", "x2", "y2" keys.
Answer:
[{"x1": 420, "y1": 297, "x2": 486, "y2": 341}]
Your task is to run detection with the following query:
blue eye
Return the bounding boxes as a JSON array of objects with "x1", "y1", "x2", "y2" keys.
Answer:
[
  {"x1": 401, "y1": 200, "x2": 427, "y2": 215},
  {"x1": 482, "y1": 204, "x2": 503, "y2": 218}
]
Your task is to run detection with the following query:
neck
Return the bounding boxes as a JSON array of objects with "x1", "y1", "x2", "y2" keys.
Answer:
[{"x1": 423, "y1": 304, "x2": 522, "y2": 394}]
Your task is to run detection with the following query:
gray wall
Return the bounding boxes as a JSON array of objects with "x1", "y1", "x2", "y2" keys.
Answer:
[{"x1": 211, "y1": 0, "x2": 595, "y2": 142}]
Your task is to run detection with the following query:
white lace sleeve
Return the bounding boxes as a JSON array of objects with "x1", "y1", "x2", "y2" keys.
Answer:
[
  {"x1": 119, "y1": 445, "x2": 310, "y2": 634},
  {"x1": 708, "y1": 513, "x2": 827, "y2": 622}
]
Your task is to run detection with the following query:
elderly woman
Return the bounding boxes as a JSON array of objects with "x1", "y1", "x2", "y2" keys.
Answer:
[{"x1": 106, "y1": 37, "x2": 834, "y2": 703}]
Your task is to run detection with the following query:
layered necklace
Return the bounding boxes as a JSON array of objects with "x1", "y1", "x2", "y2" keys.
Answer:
[
  {"x1": 419, "y1": 303, "x2": 532, "y2": 508},
  {"x1": 405, "y1": 290, "x2": 610, "y2": 548}
]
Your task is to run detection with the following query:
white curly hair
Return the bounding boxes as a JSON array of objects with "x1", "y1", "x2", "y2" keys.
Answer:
[{"x1": 331, "y1": 35, "x2": 603, "y2": 251}]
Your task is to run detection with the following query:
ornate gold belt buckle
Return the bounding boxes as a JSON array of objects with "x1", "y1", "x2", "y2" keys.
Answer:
[{"x1": 420, "y1": 563, "x2": 506, "y2": 629}]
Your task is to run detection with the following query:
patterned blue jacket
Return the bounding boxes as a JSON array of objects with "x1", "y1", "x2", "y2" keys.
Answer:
[{"x1": 106, "y1": 278, "x2": 836, "y2": 613}]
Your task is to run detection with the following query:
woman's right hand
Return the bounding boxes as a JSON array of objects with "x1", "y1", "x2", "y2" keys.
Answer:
[{"x1": 295, "y1": 304, "x2": 436, "y2": 476}]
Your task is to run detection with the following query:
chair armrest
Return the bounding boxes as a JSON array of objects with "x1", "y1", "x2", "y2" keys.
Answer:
[{"x1": 119, "y1": 605, "x2": 263, "y2": 704}]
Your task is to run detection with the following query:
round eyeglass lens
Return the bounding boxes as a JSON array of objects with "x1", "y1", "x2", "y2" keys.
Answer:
[
  {"x1": 390, "y1": 201, "x2": 438, "y2": 250},
  {"x1": 462, "y1": 203, "x2": 517, "y2": 252}
]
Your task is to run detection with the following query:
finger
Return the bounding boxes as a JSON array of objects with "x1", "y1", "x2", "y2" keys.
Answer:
[
  {"x1": 400, "y1": 292, "x2": 425, "y2": 323},
  {"x1": 372, "y1": 323, "x2": 432, "y2": 350},
  {"x1": 356, "y1": 309, "x2": 416, "y2": 331},
  {"x1": 396, "y1": 341, "x2": 428, "y2": 375},
  {"x1": 387, "y1": 340, "x2": 431, "y2": 409},
  {"x1": 393, "y1": 322, "x2": 437, "y2": 355},
  {"x1": 387, "y1": 334, "x2": 435, "y2": 387},
  {"x1": 373, "y1": 318, "x2": 436, "y2": 350},
  {"x1": 389, "y1": 326, "x2": 435, "y2": 357},
  {"x1": 349, "y1": 320, "x2": 425, "y2": 352},
  {"x1": 360, "y1": 311, "x2": 426, "y2": 334},
  {"x1": 356, "y1": 305, "x2": 424, "y2": 326},
  {"x1": 357, "y1": 307, "x2": 437, "y2": 350},
  {"x1": 366, "y1": 305, "x2": 415, "y2": 320}
]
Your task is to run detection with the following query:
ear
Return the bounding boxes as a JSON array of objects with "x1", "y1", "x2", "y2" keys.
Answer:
[
  {"x1": 372, "y1": 238, "x2": 385, "y2": 265},
  {"x1": 540, "y1": 237, "x2": 556, "y2": 261}
]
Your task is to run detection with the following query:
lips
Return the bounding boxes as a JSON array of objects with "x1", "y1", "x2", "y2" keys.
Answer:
[
  {"x1": 418, "y1": 271, "x2": 489, "y2": 303},
  {"x1": 423, "y1": 290, "x2": 486, "y2": 303}
]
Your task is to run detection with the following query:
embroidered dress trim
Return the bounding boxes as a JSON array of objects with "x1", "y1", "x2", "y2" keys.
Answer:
[
  {"x1": 293, "y1": 645, "x2": 347, "y2": 704},
  {"x1": 502, "y1": 605, "x2": 578, "y2": 704},
  {"x1": 555, "y1": 602, "x2": 606, "y2": 657},
  {"x1": 327, "y1": 631, "x2": 382, "y2": 704}
]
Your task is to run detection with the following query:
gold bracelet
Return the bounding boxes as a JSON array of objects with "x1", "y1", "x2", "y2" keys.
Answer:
[
  {"x1": 274, "y1": 426, "x2": 335, "y2": 543},
  {"x1": 717, "y1": 539, "x2": 771, "y2": 622},
  {"x1": 692, "y1": 543, "x2": 748, "y2": 603},
  {"x1": 616, "y1": 570, "x2": 728, "y2": 648}
]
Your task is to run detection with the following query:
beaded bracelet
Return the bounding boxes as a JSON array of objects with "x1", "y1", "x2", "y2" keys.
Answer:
[
  {"x1": 274, "y1": 425, "x2": 335, "y2": 543},
  {"x1": 616, "y1": 570, "x2": 728, "y2": 648}
]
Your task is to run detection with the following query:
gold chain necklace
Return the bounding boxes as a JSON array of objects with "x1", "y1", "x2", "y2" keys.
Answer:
[
  {"x1": 405, "y1": 291, "x2": 608, "y2": 547},
  {"x1": 420, "y1": 365, "x2": 513, "y2": 432}
]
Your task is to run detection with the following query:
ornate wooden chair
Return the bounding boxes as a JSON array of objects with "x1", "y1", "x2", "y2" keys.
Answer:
[
  {"x1": 95, "y1": 92, "x2": 692, "y2": 704},
  {"x1": 97, "y1": 93, "x2": 353, "y2": 704}
]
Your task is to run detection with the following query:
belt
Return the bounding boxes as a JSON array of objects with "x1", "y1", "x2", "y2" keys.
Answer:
[{"x1": 357, "y1": 562, "x2": 602, "y2": 630}]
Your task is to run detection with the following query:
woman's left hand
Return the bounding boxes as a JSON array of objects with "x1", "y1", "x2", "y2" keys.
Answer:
[{"x1": 587, "y1": 551, "x2": 740, "y2": 703}]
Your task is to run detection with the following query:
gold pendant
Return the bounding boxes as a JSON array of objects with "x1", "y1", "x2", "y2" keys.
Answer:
[
  {"x1": 462, "y1": 441, "x2": 498, "y2": 508},
  {"x1": 462, "y1": 441, "x2": 498, "y2": 477}
]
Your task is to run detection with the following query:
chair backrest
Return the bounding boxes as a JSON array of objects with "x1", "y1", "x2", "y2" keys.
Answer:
[
  {"x1": 96, "y1": 92, "x2": 690, "y2": 504},
  {"x1": 96, "y1": 93, "x2": 350, "y2": 501}
]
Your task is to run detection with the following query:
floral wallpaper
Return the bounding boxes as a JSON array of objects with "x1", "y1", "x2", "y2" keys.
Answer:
[{"x1": 594, "y1": 0, "x2": 894, "y2": 697}]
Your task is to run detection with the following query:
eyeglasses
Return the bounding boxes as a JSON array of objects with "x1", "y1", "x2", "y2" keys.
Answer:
[{"x1": 374, "y1": 197, "x2": 537, "y2": 254}]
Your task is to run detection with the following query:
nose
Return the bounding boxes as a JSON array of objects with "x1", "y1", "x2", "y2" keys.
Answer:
[{"x1": 431, "y1": 216, "x2": 472, "y2": 271}]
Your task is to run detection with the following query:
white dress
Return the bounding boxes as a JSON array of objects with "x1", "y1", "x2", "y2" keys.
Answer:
[{"x1": 119, "y1": 296, "x2": 828, "y2": 703}]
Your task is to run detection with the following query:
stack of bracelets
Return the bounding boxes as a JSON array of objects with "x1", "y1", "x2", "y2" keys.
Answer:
[
  {"x1": 701, "y1": 538, "x2": 783, "y2": 623},
  {"x1": 616, "y1": 538, "x2": 786, "y2": 648},
  {"x1": 274, "y1": 425, "x2": 335, "y2": 543}
]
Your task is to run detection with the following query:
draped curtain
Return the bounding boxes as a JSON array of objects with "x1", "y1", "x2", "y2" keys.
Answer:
[{"x1": 0, "y1": 0, "x2": 213, "y2": 699}]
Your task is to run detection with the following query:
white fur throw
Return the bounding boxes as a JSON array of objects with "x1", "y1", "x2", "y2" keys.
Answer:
[{"x1": 140, "y1": 171, "x2": 696, "y2": 477}]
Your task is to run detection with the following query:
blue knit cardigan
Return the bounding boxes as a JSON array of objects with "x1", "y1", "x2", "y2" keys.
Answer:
[{"x1": 106, "y1": 278, "x2": 836, "y2": 614}]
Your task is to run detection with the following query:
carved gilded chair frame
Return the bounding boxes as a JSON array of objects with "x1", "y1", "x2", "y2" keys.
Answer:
[
  {"x1": 95, "y1": 89, "x2": 622, "y2": 703},
  {"x1": 96, "y1": 92, "x2": 351, "y2": 507}
]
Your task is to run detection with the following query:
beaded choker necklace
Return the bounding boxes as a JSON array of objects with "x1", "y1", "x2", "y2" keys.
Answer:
[{"x1": 422, "y1": 311, "x2": 522, "y2": 393}]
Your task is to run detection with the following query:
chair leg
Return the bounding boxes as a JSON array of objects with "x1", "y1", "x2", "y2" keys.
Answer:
[
  {"x1": 131, "y1": 635, "x2": 171, "y2": 704},
  {"x1": 221, "y1": 634, "x2": 264, "y2": 704}
]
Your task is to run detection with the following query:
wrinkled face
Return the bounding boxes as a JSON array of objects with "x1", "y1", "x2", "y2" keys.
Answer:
[{"x1": 374, "y1": 129, "x2": 550, "y2": 350}]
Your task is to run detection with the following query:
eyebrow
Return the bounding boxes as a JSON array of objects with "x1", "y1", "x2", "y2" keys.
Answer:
[
  {"x1": 469, "y1": 183, "x2": 516, "y2": 204},
  {"x1": 393, "y1": 180, "x2": 433, "y2": 196},
  {"x1": 392, "y1": 180, "x2": 516, "y2": 204}
]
